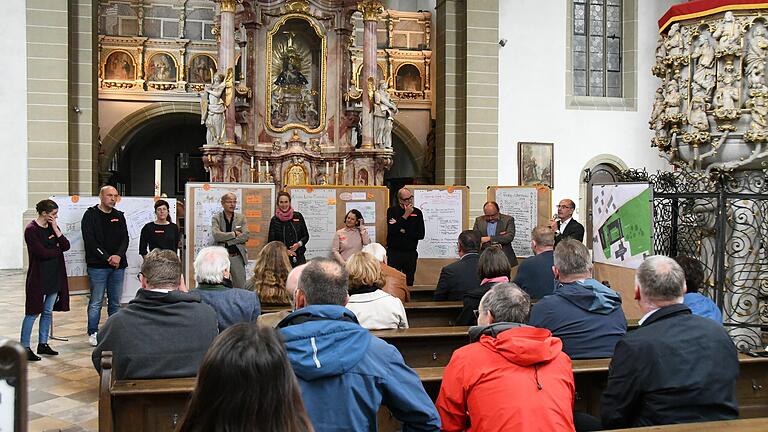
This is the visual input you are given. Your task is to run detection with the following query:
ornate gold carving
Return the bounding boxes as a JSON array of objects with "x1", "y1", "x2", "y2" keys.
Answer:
[
  {"x1": 285, "y1": 163, "x2": 308, "y2": 186},
  {"x1": 358, "y1": 0, "x2": 384, "y2": 22},
  {"x1": 286, "y1": 0, "x2": 310, "y2": 14},
  {"x1": 367, "y1": 76, "x2": 375, "y2": 111},
  {"x1": 103, "y1": 81, "x2": 136, "y2": 89},
  {"x1": 218, "y1": 0, "x2": 238, "y2": 13},
  {"x1": 147, "y1": 82, "x2": 176, "y2": 91}
]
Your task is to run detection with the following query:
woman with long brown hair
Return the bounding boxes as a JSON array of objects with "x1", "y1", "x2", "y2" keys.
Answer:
[
  {"x1": 176, "y1": 323, "x2": 314, "y2": 432},
  {"x1": 246, "y1": 241, "x2": 293, "y2": 306}
]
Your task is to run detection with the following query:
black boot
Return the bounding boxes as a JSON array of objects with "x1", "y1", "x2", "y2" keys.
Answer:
[
  {"x1": 37, "y1": 343, "x2": 58, "y2": 356},
  {"x1": 26, "y1": 347, "x2": 41, "y2": 361}
]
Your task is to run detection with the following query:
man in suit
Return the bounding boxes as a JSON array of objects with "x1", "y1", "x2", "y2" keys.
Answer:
[
  {"x1": 434, "y1": 230, "x2": 481, "y2": 301},
  {"x1": 473, "y1": 201, "x2": 518, "y2": 267},
  {"x1": 601, "y1": 255, "x2": 739, "y2": 428},
  {"x1": 212, "y1": 192, "x2": 250, "y2": 289},
  {"x1": 550, "y1": 199, "x2": 584, "y2": 245},
  {"x1": 513, "y1": 226, "x2": 556, "y2": 300}
]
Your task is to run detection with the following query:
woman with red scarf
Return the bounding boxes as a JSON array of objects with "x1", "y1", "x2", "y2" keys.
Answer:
[{"x1": 268, "y1": 191, "x2": 310, "y2": 267}]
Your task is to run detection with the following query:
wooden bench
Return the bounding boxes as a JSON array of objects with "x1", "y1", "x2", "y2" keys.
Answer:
[
  {"x1": 409, "y1": 285, "x2": 436, "y2": 302},
  {"x1": 604, "y1": 417, "x2": 768, "y2": 431},
  {"x1": 404, "y1": 301, "x2": 462, "y2": 327},
  {"x1": 372, "y1": 326, "x2": 470, "y2": 367}
]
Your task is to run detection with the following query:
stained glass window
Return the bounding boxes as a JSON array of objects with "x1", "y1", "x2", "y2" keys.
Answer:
[{"x1": 573, "y1": 0, "x2": 622, "y2": 97}]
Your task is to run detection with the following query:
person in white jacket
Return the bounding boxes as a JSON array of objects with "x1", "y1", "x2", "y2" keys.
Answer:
[{"x1": 345, "y1": 252, "x2": 409, "y2": 330}]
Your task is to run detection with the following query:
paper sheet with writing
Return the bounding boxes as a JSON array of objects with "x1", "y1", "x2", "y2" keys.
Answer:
[
  {"x1": 53, "y1": 196, "x2": 177, "y2": 302},
  {"x1": 291, "y1": 188, "x2": 337, "y2": 259},
  {"x1": 494, "y1": 188, "x2": 537, "y2": 257},
  {"x1": 414, "y1": 189, "x2": 462, "y2": 259}
]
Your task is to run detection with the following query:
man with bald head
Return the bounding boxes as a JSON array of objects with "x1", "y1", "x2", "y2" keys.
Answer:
[
  {"x1": 386, "y1": 187, "x2": 425, "y2": 286},
  {"x1": 550, "y1": 199, "x2": 584, "y2": 245},
  {"x1": 601, "y1": 256, "x2": 739, "y2": 428},
  {"x1": 82, "y1": 185, "x2": 129, "y2": 346}
]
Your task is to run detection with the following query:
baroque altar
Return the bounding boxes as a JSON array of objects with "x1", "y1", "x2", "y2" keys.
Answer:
[{"x1": 201, "y1": 0, "x2": 395, "y2": 189}]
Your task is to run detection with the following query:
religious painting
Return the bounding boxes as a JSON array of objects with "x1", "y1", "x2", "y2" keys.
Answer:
[
  {"x1": 189, "y1": 54, "x2": 217, "y2": 84},
  {"x1": 518, "y1": 142, "x2": 553, "y2": 188},
  {"x1": 285, "y1": 164, "x2": 308, "y2": 185},
  {"x1": 396, "y1": 64, "x2": 421, "y2": 92},
  {"x1": 356, "y1": 168, "x2": 369, "y2": 186},
  {"x1": 146, "y1": 53, "x2": 177, "y2": 82},
  {"x1": 267, "y1": 15, "x2": 326, "y2": 133},
  {"x1": 104, "y1": 51, "x2": 136, "y2": 81}
]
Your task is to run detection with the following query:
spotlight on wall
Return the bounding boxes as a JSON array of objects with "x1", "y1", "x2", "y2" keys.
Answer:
[{"x1": 498, "y1": 38, "x2": 508, "y2": 47}]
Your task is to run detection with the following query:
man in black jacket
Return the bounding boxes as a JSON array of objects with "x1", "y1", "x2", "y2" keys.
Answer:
[
  {"x1": 82, "y1": 186, "x2": 129, "y2": 346},
  {"x1": 92, "y1": 249, "x2": 218, "y2": 380},
  {"x1": 601, "y1": 255, "x2": 739, "y2": 428},
  {"x1": 550, "y1": 199, "x2": 584, "y2": 245},
  {"x1": 513, "y1": 226, "x2": 556, "y2": 300},
  {"x1": 386, "y1": 188, "x2": 425, "y2": 286},
  {"x1": 434, "y1": 230, "x2": 480, "y2": 301}
]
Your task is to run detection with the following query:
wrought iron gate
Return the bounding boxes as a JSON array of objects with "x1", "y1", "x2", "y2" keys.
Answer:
[{"x1": 617, "y1": 168, "x2": 768, "y2": 349}]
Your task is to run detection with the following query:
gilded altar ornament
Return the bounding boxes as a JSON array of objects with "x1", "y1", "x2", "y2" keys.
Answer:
[
  {"x1": 286, "y1": 0, "x2": 310, "y2": 14},
  {"x1": 367, "y1": 76, "x2": 375, "y2": 112},
  {"x1": 358, "y1": 0, "x2": 384, "y2": 21},
  {"x1": 217, "y1": 0, "x2": 238, "y2": 13}
]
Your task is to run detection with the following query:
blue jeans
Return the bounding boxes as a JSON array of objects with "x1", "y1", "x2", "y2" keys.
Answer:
[
  {"x1": 87, "y1": 267, "x2": 125, "y2": 335},
  {"x1": 20, "y1": 292, "x2": 58, "y2": 348}
]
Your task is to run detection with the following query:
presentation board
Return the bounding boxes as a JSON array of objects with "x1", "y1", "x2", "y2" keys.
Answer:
[
  {"x1": 487, "y1": 185, "x2": 552, "y2": 257},
  {"x1": 591, "y1": 183, "x2": 653, "y2": 269},
  {"x1": 286, "y1": 186, "x2": 390, "y2": 260},
  {"x1": 185, "y1": 182, "x2": 275, "y2": 286},
  {"x1": 51, "y1": 196, "x2": 177, "y2": 303}
]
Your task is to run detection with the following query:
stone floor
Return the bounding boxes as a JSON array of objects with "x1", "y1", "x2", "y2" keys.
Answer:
[{"x1": 0, "y1": 270, "x2": 100, "y2": 432}]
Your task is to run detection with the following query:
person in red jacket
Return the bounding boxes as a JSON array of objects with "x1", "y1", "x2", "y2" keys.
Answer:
[{"x1": 436, "y1": 282, "x2": 575, "y2": 432}]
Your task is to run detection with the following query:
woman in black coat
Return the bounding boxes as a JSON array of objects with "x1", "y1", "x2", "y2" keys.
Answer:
[
  {"x1": 268, "y1": 191, "x2": 309, "y2": 267},
  {"x1": 455, "y1": 246, "x2": 512, "y2": 326}
]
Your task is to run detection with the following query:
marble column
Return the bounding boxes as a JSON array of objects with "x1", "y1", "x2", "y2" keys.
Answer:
[
  {"x1": 218, "y1": 0, "x2": 237, "y2": 146},
  {"x1": 358, "y1": 0, "x2": 383, "y2": 149}
]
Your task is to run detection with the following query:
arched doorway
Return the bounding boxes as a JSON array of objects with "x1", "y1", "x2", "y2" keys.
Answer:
[
  {"x1": 111, "y1": 113, "x2": 206, "y2": 197},
  {"x1": 385, "y1": 120, "x2": 424, "y2": 201},
  {"x1": 580, "y1": 155, "x2": 629, "y2": 246}
]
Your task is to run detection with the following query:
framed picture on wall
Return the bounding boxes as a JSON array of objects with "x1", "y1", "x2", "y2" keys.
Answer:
[{"x1": 518, "y1": 142, "x2": 553, "y2": 188}]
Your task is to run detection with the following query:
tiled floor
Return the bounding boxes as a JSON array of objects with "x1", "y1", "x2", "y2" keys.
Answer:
[{"x1": 0, "y1": 270, "x2": 100, "y2": 432}]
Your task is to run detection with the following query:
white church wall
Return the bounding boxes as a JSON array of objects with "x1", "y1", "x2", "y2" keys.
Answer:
[
  {"x1": 498, "y1": 0, "x2": 677, "y2": 221},
  {"x1": 0, "y1": 1, "x2": 28, "y2": 269}
]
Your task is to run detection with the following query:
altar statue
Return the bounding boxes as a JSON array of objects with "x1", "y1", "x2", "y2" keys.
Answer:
[
  {"x1": 714, "y1": 63, "x2": 740, "y2": 111},
  {"x1": 275, "y1": 53, "x2": 309, "y2": 87},
  {"x1": 200, "y1": 70, "x2": 233, "y2": 146},
  {"x1": 713, "y1": 11, "x2": 741, "y2": 54},
  {"x1": 373, "y1": 81, "x2": 398, "y2": 149},
  {"x1": 688, "y1": 96, "x2": 710, "y2": 132}
]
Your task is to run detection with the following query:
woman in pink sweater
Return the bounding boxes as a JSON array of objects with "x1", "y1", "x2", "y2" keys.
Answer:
[{"x1": 331, "y1": 209, "x2": 371, "y2": 263}]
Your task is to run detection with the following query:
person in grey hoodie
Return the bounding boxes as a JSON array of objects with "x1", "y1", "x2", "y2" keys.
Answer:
[{"x1": 528, "y1": 239, "x2": 627, "y2": 359}]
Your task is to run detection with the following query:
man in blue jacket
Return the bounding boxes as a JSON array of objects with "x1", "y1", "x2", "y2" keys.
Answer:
[
  {"x1": 277, "y1": 258, "x2": 440, "y2": 432},
  {"x1": 528, "y1": 239, "x2": 627, "y2": 359}
]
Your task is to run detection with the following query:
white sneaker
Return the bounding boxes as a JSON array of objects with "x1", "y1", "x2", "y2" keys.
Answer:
[{"x1": 89, "y1": 332, "x2": 98, "y2": 347}]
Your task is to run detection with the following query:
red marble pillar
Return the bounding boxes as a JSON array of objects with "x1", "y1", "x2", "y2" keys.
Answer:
[
  {"x1": 218, "y1": 0, "x2": 237, "y2": 146},
  {"x1": 359, "y1": 0, "x2": 383, "y2": 149}
]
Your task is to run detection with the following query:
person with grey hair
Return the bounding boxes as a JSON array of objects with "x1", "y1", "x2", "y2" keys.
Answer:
[
  {"x1": 191, "y1": 246, "x2": 260, "y2": 332},
  {"x1": 513, "y1": 226, "x2": 557, "y2": 299},
  {"x1": 434, "y1": 230, "x2": 481, "y2": 301},
  {"x1": 601, "y1": 255, "x2": 738, "y2": 428},
  {"x1": 277, "y1": 258, "x2": 440, "y2": 431},
  {"x1": 92, "y1": 249, "x2": 218, "y2": 379},
  {"x1": 528, "y1": 239, "x2": 627, "y2": 359},
  {"x1": 436, "y1": 282, "x2": 575, "y2": 431},
  {"x1": 386, "y1": 187, "x2": 425, "y2": 286},
  {"x1": 212, "y1": 192, "x2": 249, "y2": 288},
  {"x1": 362, "y1": 242, "x2": 410, "y2": 302}
]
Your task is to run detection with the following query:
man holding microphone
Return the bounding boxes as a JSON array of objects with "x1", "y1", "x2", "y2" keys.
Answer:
[{"x1": 550, "y1": 199, "x2": 585, "y2": 245}]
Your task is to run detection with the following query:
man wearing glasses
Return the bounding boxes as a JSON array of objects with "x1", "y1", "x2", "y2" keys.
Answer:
[
  {"x1": 550, "y1": 199, "x2": 584, "y2": 245},
  {"x1": 386, "y1": 188, "x2": 425, "y2": 286},
  {"x1": 473, "y1": 201, "x2": 518, "y2": 267}
]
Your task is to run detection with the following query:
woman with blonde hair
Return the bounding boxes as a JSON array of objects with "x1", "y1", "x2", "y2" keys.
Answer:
[
  {"x1": 345, "y1": 252, "x2": 408, "y2": 330},
  {"x1": 246, "y1": 241, "x2": 292, "y2": 306}
]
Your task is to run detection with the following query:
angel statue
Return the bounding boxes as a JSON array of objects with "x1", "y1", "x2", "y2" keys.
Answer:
[
  {"x1": 373, "y1": 80, "x2": 398, "y2": 149},
  {"x1": 200, "y1": 68, "x2": 234, "y2": 146}
]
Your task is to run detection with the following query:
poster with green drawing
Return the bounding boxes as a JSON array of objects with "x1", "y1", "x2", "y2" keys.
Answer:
[{"x1": 591, "y1": 183, "x2": 653, "y2": 269}]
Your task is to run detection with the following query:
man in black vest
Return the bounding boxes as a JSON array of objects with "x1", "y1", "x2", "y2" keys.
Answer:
[{"x1": 601, "y1": 255, "x2": 739, "y2": 428}]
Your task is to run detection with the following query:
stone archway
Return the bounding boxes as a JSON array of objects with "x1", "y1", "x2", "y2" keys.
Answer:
[
  {"x1": 578, "y1": 154, "x2": 629, "y2": 247},
  {"x1": 390, "y1": 119, "x2": 424, "y2": 178},
  {"x1": 101, "y1": 101, "x2": 201, "y2": 174}
]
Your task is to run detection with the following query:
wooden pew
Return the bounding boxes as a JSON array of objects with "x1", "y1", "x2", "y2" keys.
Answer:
[
  {"x1": 409, "y1": 285, "x2": 437, "y2": 302},
  {"x1": 603, "y1": 417, "x2": 768, "y2": 431},
  {"x1": 372, "y1": 326, "x2": 470, "y2": 367},
  {"x1": 404, "y1": 301, "x2": 462, "y2": 327}
]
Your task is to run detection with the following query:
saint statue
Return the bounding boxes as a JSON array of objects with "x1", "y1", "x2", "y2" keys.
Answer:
[
  {"x1": 687, "y1": 96, "x2": 710, "y2": 132},
  {"x1": 691, "y1": 35, "x2": 716, "y2": 98},
  {"x1": 275, "y1": 53, "x2": 309, "y2": 87},
  {"x1": 714, "y1": 63, "x2": 740, "y2": 111},
  {"x1": 746, "y1": 26, "x2": 768, "y2": 91},
  {"x1": 713, "y1": 11, "x2": 741, "y2": 54},
  {"x1": 664, "y1": 80, "x2": 682, "y2": 116},
  {"x1": 373, "y1": 81, "x2": 398, "y2": 149},
  {"x1": 200, "y1": 69, "x2": 234, "y2": 146},
  {"x1": 665, "y1": 23, "x2": 683, "y2": 57}
]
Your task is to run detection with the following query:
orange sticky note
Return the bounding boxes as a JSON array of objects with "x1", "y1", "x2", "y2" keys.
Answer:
[
  {"x1": 71, "y1": 195, "x2": 80, "y2": 203},
  {"x1": 246, "y1": 239, "x2": 260, "y2": 247},
  {"x1": 248, "y1": 224, "x2": 261, "y2": 233},
  {"x1": 367, "y1": 192, "x2": 374, "y2": 199},
  {"x1": 202, "y1": 183, "x2": 210, "y2": 191},
  {"x1": 245, "y1": 210, "x2": 260, "y2": 218},
  {"x1": 246, "y1": 195, "x2": 262, "y2": 204},
  {"x1": 327, "y1": 198, "x2": 336, "y2": 205}
]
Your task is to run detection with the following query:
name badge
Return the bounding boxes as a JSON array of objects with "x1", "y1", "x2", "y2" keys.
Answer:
[
  {"x1": 293, "y1": 218, "x2": 299, "y2": 222},
  {"x1": 110, "y1": 218, "x2": 119, "y2": 222},
  {"x1": 154, "y1": 230, "x2": 164, "y2": 234},
  {"x1": 500, "y1": 231, "x2": 507, "y2": 235},
  {"x1": 48, "y1": 235, "x2": 55, "y2": 239},
  {"x1": 410, "y1": 213, "x2": 418, "y2": 217}
]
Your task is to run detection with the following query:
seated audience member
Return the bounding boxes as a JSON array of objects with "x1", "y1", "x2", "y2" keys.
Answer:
[
  {"x1": 674, "y1": 255, "x2": 722, "y2": 323},
  {"x1": 437, "y1": 283, "x2": 575, "y2": 432},
  {"x1": 177, "y1": 323, "x2": 313, "y2": 432},
  {"x1": 191, "y1": 246, "x2": 261, "y2": 332},
  {"x1": 92, "y1": 249, "x2": 218, "y2": 379},
  {"x1": 434, "y1": 230, "x2": 481, "y2": 301},
  {"x1": 455, "y1": 246, "x2": 511, "y2": 326},
  {"x1": 513, "y1": 226, "x2": 556, "y2": 300},
  {"x1": 362, "y1": 242, "x2": 410, "y2": 302},
  {"x1": 528, "y1": 239, "x2": 626, "y2": 359},
  {"x1": 257, "y1": 264, "x2": 305, "y2": 328},
  {"x1": 246, "y1": 241, "x2": 292, "y2": 306},
  {"x1": 277, "y1": 258, "x2": 440, "y2": 431},
  {"x1": 345, "y1": 252, "x2": 408, "y2": 330},
  {"x1": 601, "y1": 256, "x2": 738, "y2": 428}
]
